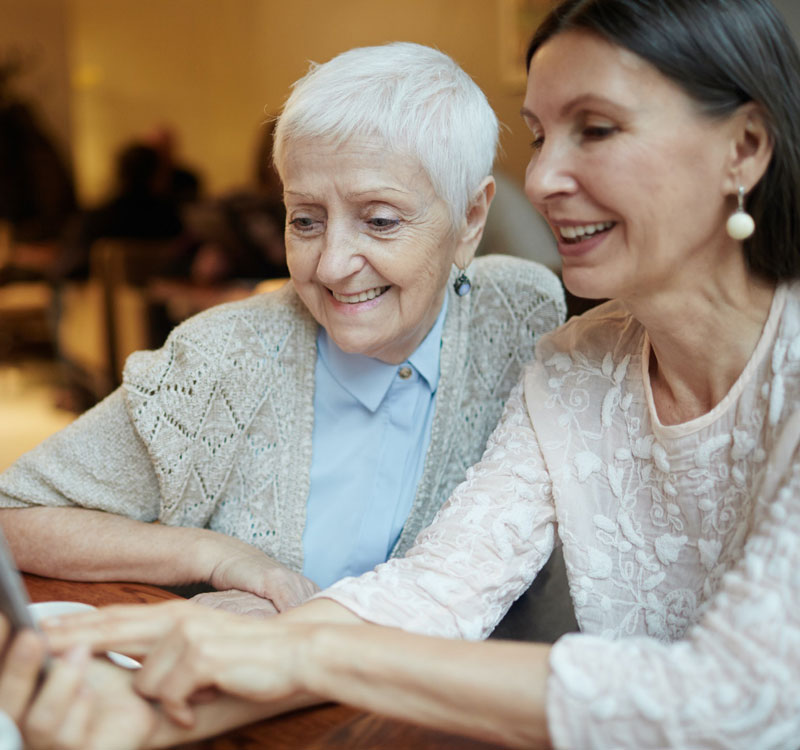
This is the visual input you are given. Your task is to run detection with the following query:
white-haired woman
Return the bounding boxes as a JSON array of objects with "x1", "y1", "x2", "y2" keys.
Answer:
[{"x1": 0, "y1": 43, "x2": 564, "y2": 616}]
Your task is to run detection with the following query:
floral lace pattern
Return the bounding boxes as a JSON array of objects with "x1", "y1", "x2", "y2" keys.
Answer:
[{"x1": 322, "y1": 283, "x2": 800, "y2": 748}]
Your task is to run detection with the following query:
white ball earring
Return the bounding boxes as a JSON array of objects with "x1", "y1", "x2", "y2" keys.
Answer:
[{"x1": 726, "y1": 185, "x2": 755, "y2": 240}]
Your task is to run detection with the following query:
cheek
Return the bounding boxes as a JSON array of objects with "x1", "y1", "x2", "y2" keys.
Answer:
[
  {"x1": 285, "y1": 241, "x2": 314, "y2": 282},
  {"x1": 398, "y1": 247, "x2": 450, "y2": 292}
]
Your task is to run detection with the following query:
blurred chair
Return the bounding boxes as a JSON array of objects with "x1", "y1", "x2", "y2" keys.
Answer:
[
  {"x1": 0, "y1": 220, "x2": 57, "y2": 359},
  {"x1": 57, "y1": 242, "x2": 286, "y2": 404},
  {"x1": 57, "y1": 238, "x2": 172, "y2": 395}
]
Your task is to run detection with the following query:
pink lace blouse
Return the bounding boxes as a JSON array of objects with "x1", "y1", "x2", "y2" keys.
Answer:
[{"x1": 320, "y1": 283, "x2": 800, "y2": 749}]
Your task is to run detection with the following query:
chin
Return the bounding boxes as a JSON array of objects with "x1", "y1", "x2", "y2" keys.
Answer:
[{"x1": 561, "y1": 267, "x2": 615, "y2": 302}]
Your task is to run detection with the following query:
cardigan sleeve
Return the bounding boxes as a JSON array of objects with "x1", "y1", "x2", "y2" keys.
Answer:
[
  {"x1": 316, "y1": 377, "x2": 558, "y2": 640},
  {"x1": 0, "y1": 388, "x2": 161, "y2": 521},
  {"x1": 546, "y1": 419, "x2": 800, "y2": 750}
]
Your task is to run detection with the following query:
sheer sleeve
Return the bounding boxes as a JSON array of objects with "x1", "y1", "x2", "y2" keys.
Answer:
[
  {"x1": 318, "y1": 377, "x2": 558, "y2": 640},
  {"x1": 547, "y1": 414, "x2": 800, "y2": 750}
]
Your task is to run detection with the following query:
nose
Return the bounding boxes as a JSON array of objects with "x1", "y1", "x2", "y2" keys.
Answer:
[
  {"x1": 524, "y1": 140, "x2": 578, "y2": 209},
  {"x1": 315, "y1": 220, "x2": 365, "y2": 285}
]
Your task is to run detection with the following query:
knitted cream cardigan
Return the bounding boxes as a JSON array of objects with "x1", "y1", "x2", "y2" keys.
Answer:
[{"x1": 0, "y1": 255, "x2": 565, "y2": 572}]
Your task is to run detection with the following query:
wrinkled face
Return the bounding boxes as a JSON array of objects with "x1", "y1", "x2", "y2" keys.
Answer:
[
  {"x1": 282, "y1": 137, "x2": 459, "y2": 364},
  {"x1": 523, "y1": 30, "x2": 735, "y2": 301}
]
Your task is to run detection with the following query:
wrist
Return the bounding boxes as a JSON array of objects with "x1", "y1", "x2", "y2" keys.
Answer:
[
  {"x1": 295, "y1": 623, "x2": 334, "y2": 699},
  {"x1": 186, "y1": 528, "x2": 234, "y2": 584}
]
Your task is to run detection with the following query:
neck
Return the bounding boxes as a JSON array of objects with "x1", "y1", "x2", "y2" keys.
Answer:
[{"x1": 625, "y1": 268, "x2": 776, "y2": 425}]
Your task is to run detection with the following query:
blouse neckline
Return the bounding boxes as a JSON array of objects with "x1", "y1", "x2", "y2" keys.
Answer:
[{"x1": 641, "y1": 284, "x2": 786, "y2": 439}]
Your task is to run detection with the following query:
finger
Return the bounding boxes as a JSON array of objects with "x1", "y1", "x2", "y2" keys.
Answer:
[
  {"x1": 190, "y1": 591, "x2": 280, "y2": 617},
  {"x1": 246, "y1": 602, "x2": 279, "y2": 618},
  {"x1": 189, "y1": 591, "x2": 247, "y2": 611},
  {"x1": 0, "y1": 630, "x2": 47, "y2": 722},
  {"x1": 23, "y1": 646, "x2": 88, "y2": 747},
  {"x1": 42, "y1": 601, "x2": 186, "y2": 656},
  {"x1": 134, "y1": 627, "x2": 199, "y2": 727},
  {"x1": 51, "y1": 683, "x2": 93, "y2": 750}
]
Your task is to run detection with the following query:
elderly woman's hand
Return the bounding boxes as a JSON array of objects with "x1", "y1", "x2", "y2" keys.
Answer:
[
  {"x1": 0, "y1": 615, "x2": 158, "y2": 749},
  {"x1": 189, "y1": 589, "x2": 280, "y2": 617},
  {"x1": 205, "y1": 539, "x2": 320, "y2": 611}
]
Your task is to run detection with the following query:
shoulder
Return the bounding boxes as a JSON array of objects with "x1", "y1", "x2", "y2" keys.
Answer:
[
  {"x1": 470, "y1": 254, "x2": 565, "y2": 311},
  {"x1": 123, "y1": 283, "x2": 315, "y2": 383},
  {"x1": 170, "y1": 282, "x2": 309, "y2": 337},
  {"x1": 536, "y1": 298, "x2": 642, "y2": 363},
  {"x1": 463, "y1": 255, "x2": 567, "y2": 344},
  {"x1": 763, "y1": 281, "x2": 800, "y2": 386},
  {"x1": 776, "y1": 280, "x2": 800, "y2": 345}
]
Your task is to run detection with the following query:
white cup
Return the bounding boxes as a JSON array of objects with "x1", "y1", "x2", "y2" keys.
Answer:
[
  {"x1": 0, "y1": 710, "x2": 22, "y2": 750},
  {"x1": 28, "y1": 601, "x2": 141, "y2": 670}
]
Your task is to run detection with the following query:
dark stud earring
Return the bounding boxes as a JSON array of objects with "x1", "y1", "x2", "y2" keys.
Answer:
[{"x1": 453, "y1": 270, "x2": 471, "y2": 296}]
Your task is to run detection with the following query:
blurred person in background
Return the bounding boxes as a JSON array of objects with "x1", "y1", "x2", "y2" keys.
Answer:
[
  {"x1": 0, "y1": 54, "x2": 76, "y2": 284},
  {"x1": 177, "y1": 120, "x2": 287, "y2": 286}
]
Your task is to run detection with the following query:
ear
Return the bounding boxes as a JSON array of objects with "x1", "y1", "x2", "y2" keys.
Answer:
[
  {"x1": 453, "y1": 176, "x2": 496, "y2": 269},
  {"x1": 722, "y1": 103, "x2": 773, "y2": 195}
]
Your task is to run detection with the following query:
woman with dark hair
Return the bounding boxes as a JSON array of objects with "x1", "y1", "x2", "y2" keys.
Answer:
[{"x1": 45, "y1": 1, "x2": 800, "y2": 748}]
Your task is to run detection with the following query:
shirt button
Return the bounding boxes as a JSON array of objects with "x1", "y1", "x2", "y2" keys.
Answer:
[{"x1": 398, "y1": 366, "x2": 413, "y2": 380}]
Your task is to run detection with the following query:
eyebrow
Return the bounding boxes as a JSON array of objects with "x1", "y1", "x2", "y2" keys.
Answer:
[
  {"x1": 345, "y1": 187, "x2": 410, "y2": 200},
  {"x1": 521, "y1": 93, "x2": 630, "y2": 123}
]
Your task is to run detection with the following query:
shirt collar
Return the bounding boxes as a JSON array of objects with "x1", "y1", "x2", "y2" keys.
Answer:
[{"x1": 317, "y1": 295, "x2": 447, "y2": 413}]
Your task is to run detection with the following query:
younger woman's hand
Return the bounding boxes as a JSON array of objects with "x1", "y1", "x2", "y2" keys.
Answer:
[
  {"x1": 0, "y1": 615, "x2": 158, "y2": 749},
  {"x1": 132, "y1": 607, "x2": 313, "y2": 727},
  {"x1": 41, "y1": 600, "x2": 316, "y2": 728}
]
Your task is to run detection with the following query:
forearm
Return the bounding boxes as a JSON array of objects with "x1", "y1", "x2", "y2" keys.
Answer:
[
  {"x1": 279, "y1": 597, "x2": 367, "y2": 625},
  {"x1": 146, "y1": 693, "x2": 320, "y2": 748},
  {"x1": 0, "y1": 507, "x2": 222, "y2": 585},
  {"x1": 301, "y1": 624, "x2": 552, "y2": 749}
]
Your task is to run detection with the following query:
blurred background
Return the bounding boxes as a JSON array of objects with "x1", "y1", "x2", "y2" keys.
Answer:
[{"x1": 1, "y1": 0, "x2": 799, "y2": 471}]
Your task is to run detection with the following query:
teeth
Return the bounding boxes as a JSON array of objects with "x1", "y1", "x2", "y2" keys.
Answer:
[
  {"x1": 559, "y1": 221, "x2": 614, "y2": 242},
  {"x1": 332, "y1": 286, "x2": 388, "y2": 304}
]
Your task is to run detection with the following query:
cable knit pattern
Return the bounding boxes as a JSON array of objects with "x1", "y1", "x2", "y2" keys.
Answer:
[
  {"x1": 321, "y1": 282, "x2": 800, "y2": 748},
  {"x1": 0, "y1": 255, "x2": 565, "y2": 574}
]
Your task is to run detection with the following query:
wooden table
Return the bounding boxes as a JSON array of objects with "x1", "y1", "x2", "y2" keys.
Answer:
[{"x1": 23, "y1": 574, "x2": 507, "y2": 750}]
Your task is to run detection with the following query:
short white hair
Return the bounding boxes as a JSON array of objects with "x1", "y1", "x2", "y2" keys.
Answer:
[{"x1": 273, "y1": 42, "x2": 498, "y2": 226}]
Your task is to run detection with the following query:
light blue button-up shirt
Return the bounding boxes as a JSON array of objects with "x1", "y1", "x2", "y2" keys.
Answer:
[{"x1": 302, "y1": 298, "x2": 447, "y2": 588}]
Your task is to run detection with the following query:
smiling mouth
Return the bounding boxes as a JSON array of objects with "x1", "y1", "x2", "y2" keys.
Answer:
[
  {"x1": 558, "y1": 221, "x2": 616, "y2": 244},
  {"x1": 331, "y1": 286, "x2": 389, "y2": 304}
]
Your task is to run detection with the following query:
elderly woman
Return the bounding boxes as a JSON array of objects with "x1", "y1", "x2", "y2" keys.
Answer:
[
  {"x1": 0, "y1": 43, "x2": 564, "y2": 613},
  {"x1": 45, "y1": 0, "x2": 800, "y2": 749}
]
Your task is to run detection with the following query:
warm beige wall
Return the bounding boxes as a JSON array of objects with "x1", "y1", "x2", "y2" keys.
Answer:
[{"x1": 69, "y1": 0, "x2": 545, "y2": 203}]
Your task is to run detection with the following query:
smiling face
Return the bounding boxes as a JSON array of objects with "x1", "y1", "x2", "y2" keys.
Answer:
[
  {"x1": 523, "y1": 30, "x2": 739, "y2": 302},
  {"x1": 281, "y1": 137, "x2": 464, "y2": 364}
]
